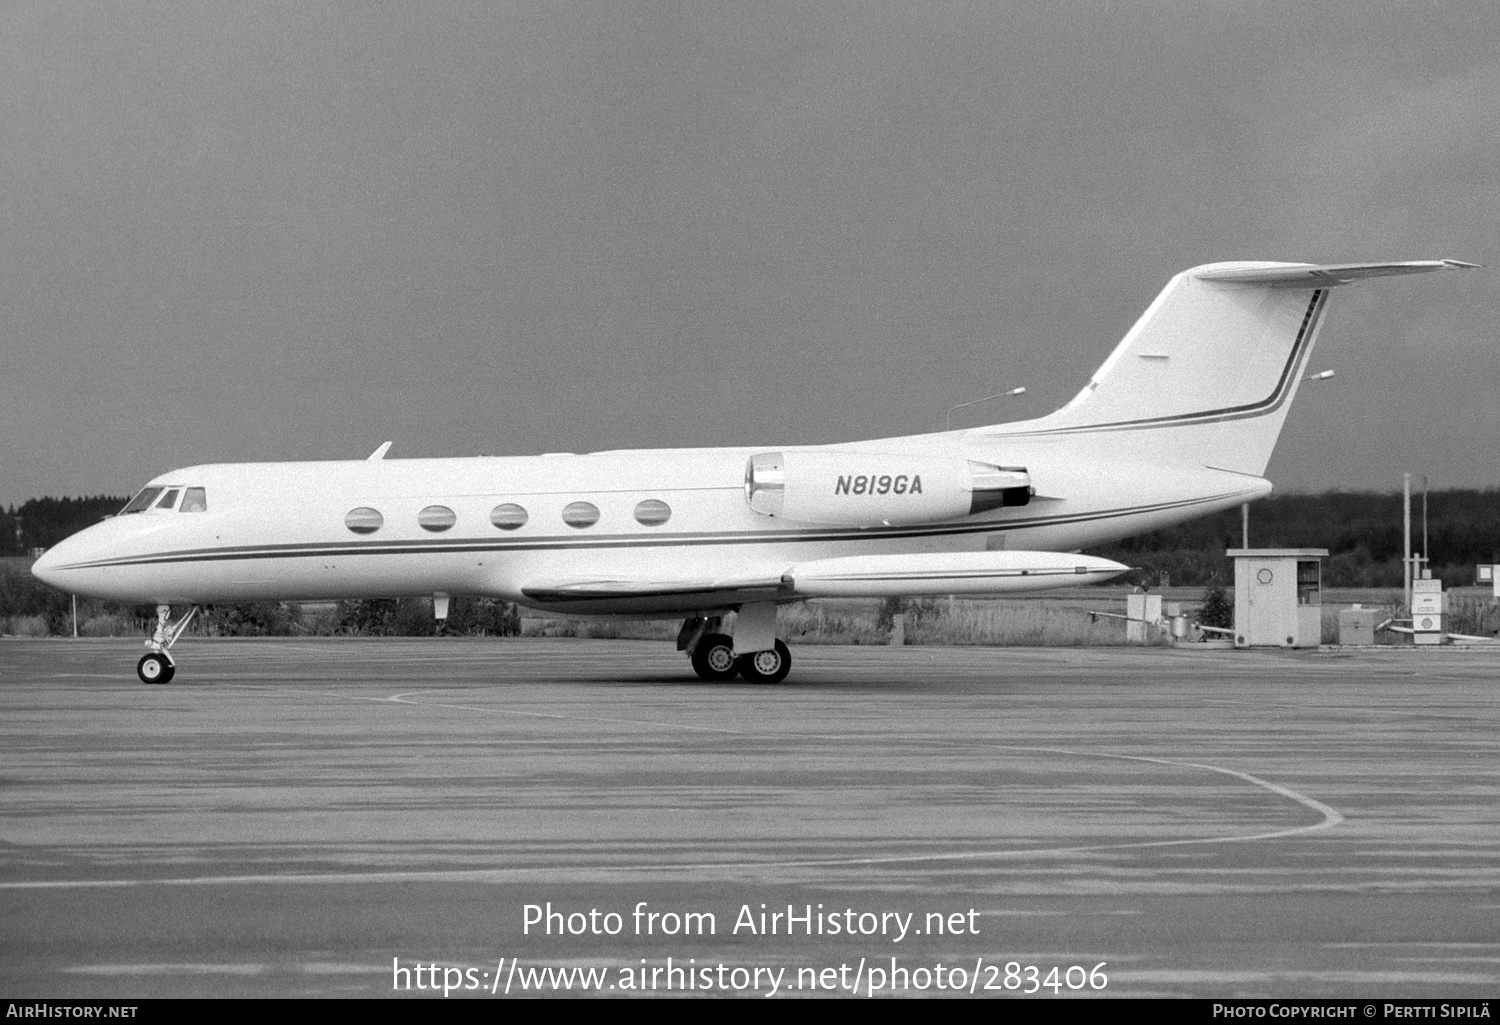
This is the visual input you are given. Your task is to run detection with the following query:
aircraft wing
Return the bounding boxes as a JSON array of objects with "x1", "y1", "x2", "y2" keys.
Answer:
[{"x1": 519, "y1": 551, "x2": 1128, "y2": 609}]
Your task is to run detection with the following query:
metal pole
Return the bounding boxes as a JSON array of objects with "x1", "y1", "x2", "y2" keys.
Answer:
[
  {"x1": 1422, "y1": 475, "x2": 1429, "y2": 580},
  {"x1": 1241, "y1": 503, "x2": 1249, "y2": 549},
  {"x1": 1403, "y1": 473, "x2": 1411, "y2": 612},
  {"x1": 72, "y1": 595, "x2": 78, "y2": 638}
]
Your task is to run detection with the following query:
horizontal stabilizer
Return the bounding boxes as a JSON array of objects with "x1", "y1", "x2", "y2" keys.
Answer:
[
  {"x1": 1192, "y1": 260, "x2": 1477, "y2": 287},
  {"x1": 785, "y1": 551, "x2": 1128, "y2": 598}
]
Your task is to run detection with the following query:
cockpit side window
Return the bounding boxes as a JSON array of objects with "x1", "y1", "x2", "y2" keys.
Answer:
[
  {"x1": 155, "y1": 489, "x2": 181, "y2": 510},
  {"x1": 121, "y1": 487, "x2": 165, "y2": 514},
  {"x1": 180, "y1": 487, "x2": 207, "y2": 513}
]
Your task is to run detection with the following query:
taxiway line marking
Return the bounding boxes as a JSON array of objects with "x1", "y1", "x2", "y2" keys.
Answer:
[
  {"x1": 0, "y1": 756, "x2": 1345, "y2": 890},
  {"x1": 0, "y1": 681, "x2": 1347, "y2": 891}
]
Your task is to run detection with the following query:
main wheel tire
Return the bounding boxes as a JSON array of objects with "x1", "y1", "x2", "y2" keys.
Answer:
[
  {"x1": 690, "y1": 633, "x2": 739, "y2": 681},
  {"x1": 137, "y1": 652, "x2": 172, "y2": 685},
  {"x1": 736, "y1": 639, "x2": 791, "y2": 685}
]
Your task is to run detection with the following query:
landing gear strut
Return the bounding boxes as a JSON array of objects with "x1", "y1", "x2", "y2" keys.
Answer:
[
  {"x1": 679, "y1": 615, "x2": 792, "y2": 684},
  {"x1": 137, "y1": 604, "x2": 198, "y2": 685}
]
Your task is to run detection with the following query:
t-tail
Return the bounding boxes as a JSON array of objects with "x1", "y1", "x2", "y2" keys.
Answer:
[{"x1": 983, "y1": 260, "x2": 1476, "y2": 476}]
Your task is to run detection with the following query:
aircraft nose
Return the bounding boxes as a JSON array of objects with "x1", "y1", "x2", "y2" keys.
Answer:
[
  {"x1": 27, "y1": 520, "x2": 151, "y2": 602},
  {"x1": 30, "y1": 531, "x2": 104, "y2": 594},
  {"x1": 30, "y1": 545, "x2": 64, "y2": 589}
]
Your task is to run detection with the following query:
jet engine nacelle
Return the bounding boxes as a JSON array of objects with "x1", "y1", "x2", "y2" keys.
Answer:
[{"x1": 745, "y1": 450, "x2": 1030, "y2": 527}]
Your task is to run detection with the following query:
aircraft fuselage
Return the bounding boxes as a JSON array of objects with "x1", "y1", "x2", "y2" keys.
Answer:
[{"x1": 36, "y1": 439, "x2": 1264, "y2": 616}]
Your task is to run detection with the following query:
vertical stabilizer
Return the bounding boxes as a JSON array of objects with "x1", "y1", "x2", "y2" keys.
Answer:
[{"x1": 988, "y1": 260, "x2": 1473, "y2": 476}]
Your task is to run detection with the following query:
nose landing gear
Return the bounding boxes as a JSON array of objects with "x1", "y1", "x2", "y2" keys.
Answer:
[{"x1": 137, "y1": 604, "x2": 198, "y2": 684}]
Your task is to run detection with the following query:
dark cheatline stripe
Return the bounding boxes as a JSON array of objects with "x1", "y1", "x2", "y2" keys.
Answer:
[
  {"x1": 55, "y1": 488, "x2": 1263, "y2": 571},
  {"x1": 1001, "y1": 290, "x2": 1325, "y2": 438},
  {"x1": 522, "y1": 582, "x2": 788, "y2": 602}
]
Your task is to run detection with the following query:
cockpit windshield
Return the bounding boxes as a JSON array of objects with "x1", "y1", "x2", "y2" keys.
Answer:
[
  {"x1": 120, "y1": 485, "x2": 208, "y2": 514},
  {"x1": 120, "y1": 487, "x2": 165, "y2": 514}
]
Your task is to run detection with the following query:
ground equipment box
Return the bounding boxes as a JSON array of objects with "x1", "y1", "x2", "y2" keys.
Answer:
[
  {"x1": 1126, "y1": 592, "x2": 1163, "y2": 643},
  {"x1": 1337, "y1": 606, "x2": 1378, "y2": 646}
]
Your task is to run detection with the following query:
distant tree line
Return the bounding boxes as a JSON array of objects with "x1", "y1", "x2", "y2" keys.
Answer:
[
  {"x1": 1, "y1": 496, "x2": 128, "y2": 555},
  {"x1": 1087, "y1": 489, "x2": 1500, "y2": 588}
]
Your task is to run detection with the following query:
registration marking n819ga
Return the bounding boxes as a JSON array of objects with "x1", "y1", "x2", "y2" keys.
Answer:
[{"x1": 835, "y1": 475, "x2": 922, "y2": 496}]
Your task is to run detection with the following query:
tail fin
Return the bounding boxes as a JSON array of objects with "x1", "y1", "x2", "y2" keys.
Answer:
[{"x1": 991, "y1": 260, "x2": 1474, "y2": 475}]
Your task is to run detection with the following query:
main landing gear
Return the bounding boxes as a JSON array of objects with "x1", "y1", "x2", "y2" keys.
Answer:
[
  {"x1": 136, "y1": 604, "x2": 198, "y2": 685},
  {"x1": 678, "y1": 616, "x2": 792, "y2": 685},
  {"x1": 736, "y1": 639, "x2": 791, "y2": 685}
]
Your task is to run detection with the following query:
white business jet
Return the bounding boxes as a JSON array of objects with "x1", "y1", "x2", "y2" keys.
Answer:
[{"x1": 32, "y1": 259, "x2": 1473, "y2": 684}]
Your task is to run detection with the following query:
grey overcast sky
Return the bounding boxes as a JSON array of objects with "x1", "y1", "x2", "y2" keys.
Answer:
[{"x1": 2, "y1": 0, "x2": 1497, "y2": 507}]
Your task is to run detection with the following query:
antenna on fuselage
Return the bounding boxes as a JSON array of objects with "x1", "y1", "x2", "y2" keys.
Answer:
[{"x1": 367, "y1": 441, "x2": 393, "y2": 461}]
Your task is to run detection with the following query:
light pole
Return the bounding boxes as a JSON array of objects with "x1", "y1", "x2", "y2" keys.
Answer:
[
  {"x1": 1422, "y1": 475, "x2": 1429, "y2": 582},
  {"x1": 1404, "y1": 473, "x2": 1412, "y2": 613},
  {"x1": 946, "y1": 387, "x2": 1026, "y2": 431}
]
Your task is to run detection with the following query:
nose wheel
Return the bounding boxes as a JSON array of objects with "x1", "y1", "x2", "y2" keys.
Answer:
[
  {"x1": 136, "y1": 604, "x2": 198, "y2": 684},
  {"x1": 137, "y1": 651, "x2": 175, "y2": 684}
]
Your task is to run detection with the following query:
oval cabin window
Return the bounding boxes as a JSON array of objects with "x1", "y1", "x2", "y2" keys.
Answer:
[
  {"x1": 633, "y1": 499, "x2": 671, "y2": 526},
  {"x1": 490, "y1": 503, "x2": 528, "y2": 531},
  {"x1": 418, "y1": 505, "x2": 457, "y2": 532},
  {"x1": 345, "y1": 507, "x2": 383, "y2": 535},
  {"x1": 561, "y1": 501, "x2": 600, "y2": 528}
]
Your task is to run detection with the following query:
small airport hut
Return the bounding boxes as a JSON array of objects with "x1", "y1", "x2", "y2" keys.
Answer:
[{"x1": 1226, "y1": 548, "x2": 1327, "y2": 648}]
